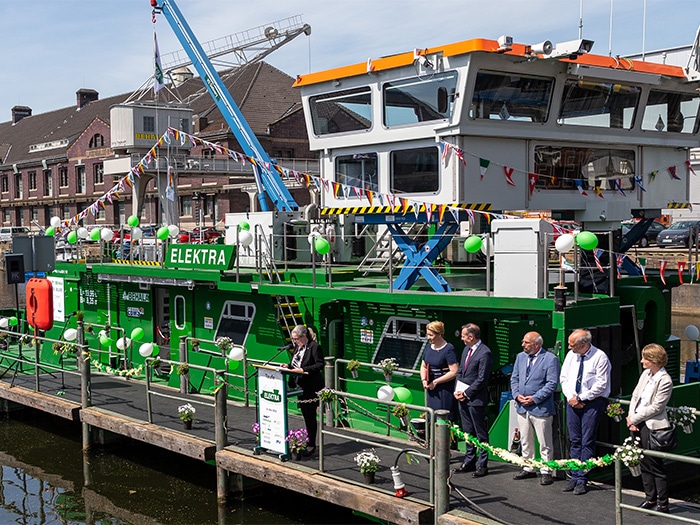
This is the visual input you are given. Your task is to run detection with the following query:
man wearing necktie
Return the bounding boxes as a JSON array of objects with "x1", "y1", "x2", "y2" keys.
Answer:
[
  {"x1": 510, "y1": 331, "x2": 560, "y2": 485},
  {"x1": 454, "y1": 323, "x2": 493, "y2": 477},
  {"x1": 559, "y1": 329, "x2": 611, "y2": 495}
]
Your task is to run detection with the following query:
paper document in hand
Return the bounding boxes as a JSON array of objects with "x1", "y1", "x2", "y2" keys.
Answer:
[{"x1": 455, "y1": 380, "x2": 469, "y2": 393}]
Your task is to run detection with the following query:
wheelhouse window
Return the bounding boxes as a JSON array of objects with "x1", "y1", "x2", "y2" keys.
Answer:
[
  {"x1": 470, "y1": 71, "x2": 553, "y2": 122},
  {"x1": 642, "y1": 90, "x2": 700, "y2": 133},
  {"x1": 390, "y1": 147, "x2": 439, "y2": 194},
  {"x1": 558, "y1": 79, "x2": 640, "y2": 129},
  {"x1": 371, "y1": 317, "x2": 428, "y2": 370},
  {"x1": 533, "y1": 145, "x2": 635, "y2": 193},
  {"x1": 335, "y1": 153, "x2": 378, "y2": 193},
  {"x1": 309, "y1": 87, "x2": 372, "y2": 135},
  {"x1": 384, "y1": 72, "x2": 458, "y2": 126}
]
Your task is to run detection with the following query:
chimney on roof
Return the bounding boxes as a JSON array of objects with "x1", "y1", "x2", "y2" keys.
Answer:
[
  {"x1": 76, "y1": 89, "x2": 99, "y2": 109},
  {"x1": 11, "y1": 105, "x2": 32, "y2": 124}
]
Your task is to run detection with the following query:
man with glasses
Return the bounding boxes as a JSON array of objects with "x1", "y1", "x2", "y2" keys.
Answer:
[
  {"x1": 510, "y1": 331, "x2": 560, "y2": 485},
  {"x1": 559, "y1": 329, "x2": 611, "y2": 495}
]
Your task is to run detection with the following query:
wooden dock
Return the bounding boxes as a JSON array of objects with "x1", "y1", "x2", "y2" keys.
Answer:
[{"x1": 1, "y1": 369, "x2": 700, "y2": 525}]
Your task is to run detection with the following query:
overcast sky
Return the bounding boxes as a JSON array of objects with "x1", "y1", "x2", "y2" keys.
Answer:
[{"x1": 1, "y1": 0, "x2": 698, "y2": 120}]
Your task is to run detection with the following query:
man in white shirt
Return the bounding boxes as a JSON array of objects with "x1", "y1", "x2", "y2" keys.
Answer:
[{"x1": 559, "y1": 329, "x2": 611, "y2": 495}]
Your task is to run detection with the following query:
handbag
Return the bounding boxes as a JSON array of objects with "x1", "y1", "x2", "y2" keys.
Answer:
[{"x1": 648, "y1": 425, "x2": 678, "y2": 452}]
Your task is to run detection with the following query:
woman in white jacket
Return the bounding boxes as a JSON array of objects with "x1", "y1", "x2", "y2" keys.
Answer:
[{"x1": 626, "y1": 343, "x2": 673, "y2": 514}]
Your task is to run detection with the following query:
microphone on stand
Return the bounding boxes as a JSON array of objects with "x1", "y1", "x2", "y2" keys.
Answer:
[{"x1": 261, "y1": 344, "x2": 295, "y2": 367}]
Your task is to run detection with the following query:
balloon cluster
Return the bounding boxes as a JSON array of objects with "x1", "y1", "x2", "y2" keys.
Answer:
[
  {"x1": 376, "y1": 385, "x2": 413, "y2": 404},
  {"x1": 555, "y1": 231, "x2": 599, "y2": 253}
]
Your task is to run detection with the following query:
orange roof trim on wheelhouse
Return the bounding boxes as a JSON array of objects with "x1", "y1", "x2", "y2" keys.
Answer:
[{"x1": 292, "y1": 37, "x2": 687, "y2": 87}]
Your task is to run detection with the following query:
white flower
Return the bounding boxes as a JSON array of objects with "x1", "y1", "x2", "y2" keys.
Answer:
[
  {"x1": 614, "y1": 436, "x2": 643, "y2": 466},
  {"x1": 354, "y1": 449, "x2": 381, "y2": 473}
]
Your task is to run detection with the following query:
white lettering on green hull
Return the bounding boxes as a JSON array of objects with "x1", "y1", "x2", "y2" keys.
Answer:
[{"x1": 165, "y1": 244, "x2": 235, "y2": 270}]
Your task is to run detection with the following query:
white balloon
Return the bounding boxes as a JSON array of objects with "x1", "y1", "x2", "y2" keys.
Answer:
[
  {"x1": 138, "y1": 342, "x2": 154, "y2": 357},
  {"x1": 0, "y1": 318, "x2": 8, "y2": 329},
  {"x1": 116, "y1": 337, "x2": 131, "y2": 350},
  {"x1": 101, "y1": 227, "x2": 113, "y2": 242},
  {"x1": 98, "y1": 330, "x2": 106, "y2": 338},
  {"x1": 64, "y1": 328, "x2": 78, "y2": 341},
  {"x1": 685, "y1": 325, "x2": 700, "y2": 341},
  {"x1": 480, "y1": 236, "x2": 494, "y2": 257},
  {"x1": 555, "y1": 233, "x2": 575, "y2": 254},
  {"x1": 168, "y1": 225, "x2": 180, "y2": 238},
  {"x1": 50, "y1": 216, "x2": 61, "y2": 228},
  {"x1": 238, "y1": 230, "x2": 253, "y2": 247},
  {"x1": 377, "y1": 385, "x2": 395, "y2": 402},
  {"x1": 77, "y1": 227, "x2": 89, "y2": 239},
  {"x1": 130, "y1": 227, "x2": 143, "y2": 240},
  {"x1": 227, "y1": 346, "x2": 245, "y2": 361}
]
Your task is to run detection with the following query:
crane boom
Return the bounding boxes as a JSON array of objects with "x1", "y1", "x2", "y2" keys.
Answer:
[{"x1": 150, "y1": 0, "x2": 299, "y2": 212}]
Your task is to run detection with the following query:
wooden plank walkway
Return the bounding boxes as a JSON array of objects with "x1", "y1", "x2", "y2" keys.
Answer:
[{"x1": 1, "y1": 370, "x2": 700, "y2": 525}]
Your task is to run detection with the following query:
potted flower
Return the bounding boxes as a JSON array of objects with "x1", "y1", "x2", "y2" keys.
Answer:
[
  {"x1": 392, "y1": 403, "x2": 409, "y2": 428},
  {"x1": 19, "y1": 333, "x2": 33, "y2": 346},
  {"x1": 317, "y1": 388, "x2": 336, "y2": 409},
  {"x1": 177, "y1": 363, "x2": 190, "y2": 376},
  {"x1": 614, "y1": 436, "x2": 644, "y2": 477},
  {"x1": 378, "y1": 357, "x2": 399, "y2": 382},
  {"x1": 669, "y1": 406, "x2": 696, "y2": 434},
  {"x1": 215, "y1": 336, "x2": 232, "y2": 353},
  {"x1": 286, "y1": 428, "x2": 309, "y2": 460},
  {"x1": 347, "y1": 359, "x2": 361, "y2": 379},
  {"x1": 178, "y1": 402, "x2": 196, "y2": 430},
  {"x1": 354, "y1": 448, "x2": 381, "y2": 484},
  {"x1": 252, "y1": 422, "x2": 260, "y2": 443},
  {"x1": 190, "y1": 338, "x2": 200, "y2": 352},
  {"x1": 606, "y1": 402, "x2": 624, "y2": 422}
]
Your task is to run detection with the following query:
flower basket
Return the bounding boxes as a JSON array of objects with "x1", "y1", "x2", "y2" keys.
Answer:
[
  {"x1": 683, "y1": 423, "x2": 693, "y2": 434},
  {"x1": 363, "y1": 471, "x2": 375, "y2": 484},
  {"x1": 668, "y1": 406, "x2": 696, "y2": 433},
  {"x1": 252, "y1": 422, "x2": 260, "y2": 443},
  {"x1": 286, "y1": 428, "x2": 309, "y2": 456},
  {"x1": 347, "y1": 359, "x2": 361, "y2": 379},
  {"x1": 614, "y1": 436, "x2": 643, "y2": 473},
  {"x1": 215, "y1": 336, "x2": 233, "y2": 353},
  {"x1": 628, "y1": 463, "x2": 641, "y2": 477},
  {"x1": 178, "y1": 403, "x2": 196, "y2": 428},
  {"x1": 606, "y1": 402, "x2": 624, "y2": 421},
  {"x1": 392, "y1": 403, "x2": 409, "y2": 428},
  {"x1": 354, "y1": 449, "x2": 380, "y2": 479},
  {"x1": 378, "y1": 357, "x2": 399, "y2": 382}
]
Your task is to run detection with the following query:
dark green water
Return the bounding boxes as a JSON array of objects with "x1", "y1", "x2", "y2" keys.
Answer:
[{"x1": 0, "y1": 411, "x2": 368, "y2": 525}]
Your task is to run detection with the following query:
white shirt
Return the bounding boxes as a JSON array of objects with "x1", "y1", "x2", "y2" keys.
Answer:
[{"x1": 560, "y1": 345, "x2": 611, "y2": 401}]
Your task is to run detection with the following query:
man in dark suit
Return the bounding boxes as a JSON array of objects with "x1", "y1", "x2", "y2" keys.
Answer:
[
  {"x1": 454, "y1": 323, "x2": 493, "y2": 477},
  {"x1": 510, "y1": 331, "x2": 560, "y2": 485}
]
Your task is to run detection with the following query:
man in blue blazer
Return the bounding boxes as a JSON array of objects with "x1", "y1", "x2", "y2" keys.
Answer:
[
  {"x1": 510, "y1": 331, "x2": 560, "y2": 485},
  {"x1": 454, "y1": 323, "x2": 493, "y2": 477}
]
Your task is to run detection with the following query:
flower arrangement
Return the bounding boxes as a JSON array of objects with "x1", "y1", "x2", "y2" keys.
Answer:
[
  {"x1": 378, "y1": 357, "x2": 399, "y2": 375},
  {"x1": 177, "y1": 363, "x2": 190, "y2": 376},
  {"x1": 190, "y1": 338, "x2": 200, "y2": 350},
  {"x1": 92, "y1": 361, "x2": 143, "y2": 377},
  {"x1": 252, "y1": 421, "x2": 260, "y2": 441},
  {"x1": 19, "y1": 334, "x2": 33, "y2": 346},
  {"x1": 215, "y1": 336, "x2": 232, "y2": 352},
  {"x1": 286, "y1": 428, "x2": 309, "y2": 453},
  {"x1": 615, "y1": 436, "x2": 644, "y2": 467},
  {"x1": 178, "y1": 403, "x2": 196, "y2": 422},
  {"x1": 317, "y1": 388, "x2": 336, "y2": 403},
  {"x1": 354, "y1": 449, "x2": 381, "y2": 474},
  {"x1": 347, "y1": 359, "x2": 361, "y2": 372},
  {"x1": 606, "y1": 402, "x2": 624, "y2": 420},
  {"x1": 392, "y1": 404, "x2": 409, "y2": 418},
  {"x1": 668, "y1": 406, "x2": 697, "y2": 427}
]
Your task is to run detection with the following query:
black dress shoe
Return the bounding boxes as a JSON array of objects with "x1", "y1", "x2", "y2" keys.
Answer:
[
  {"x1": 638, "y1": 500, "x2": 656, "y2": 510},
  {"x1": 656, "y1": 505, "x2": 669, "y2": 514},
  {"x1": 513, "y1": 469, "x2": 537, "y2": 480},
  {"x1": 456, "y1": 462, "x2": 476, "y2": 473},
  {"x1": 472, "y1": 467, "x2": 488, "y2": 478}
]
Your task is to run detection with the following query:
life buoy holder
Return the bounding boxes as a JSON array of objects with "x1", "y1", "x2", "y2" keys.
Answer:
[{"x1": 26, "y1": 278, "x2": 54, "y2": 331}]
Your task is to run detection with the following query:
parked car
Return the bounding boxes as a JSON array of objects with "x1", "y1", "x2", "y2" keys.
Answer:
[
  {"x1": 0, "y1": 226, "x2": 30, "y2": 243},
  {"x1": 178, "y1": 227, "x2": 224, "y2": 244},
  {"x1": 656, "y1": 220, "x2": 700, "y2": 248},
  {"x1": 621, "y1": 220, "x2": 666, "y2": 248}
]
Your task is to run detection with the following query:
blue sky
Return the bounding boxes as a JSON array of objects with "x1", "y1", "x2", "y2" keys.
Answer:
[{"x1": 1, "y1": 0, "x2": 698, "y2": 119}]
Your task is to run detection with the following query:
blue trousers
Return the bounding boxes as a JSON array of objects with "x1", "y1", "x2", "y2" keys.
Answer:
[
  {"x1": 459, "y1": 401, "x2": 489, "y2": 469},
  {"x1": 566, "y1": 397, "x2": 605, "y2": 483}
]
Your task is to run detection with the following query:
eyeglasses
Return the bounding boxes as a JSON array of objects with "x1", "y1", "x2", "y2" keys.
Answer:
[{"x1": 522, "y1": 340, "x2": 535, "y2": 345}]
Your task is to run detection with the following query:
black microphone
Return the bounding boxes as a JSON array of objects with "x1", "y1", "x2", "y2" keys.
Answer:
[{"x1": 262, "y1": 344, "x2": 294, "y2": 367}]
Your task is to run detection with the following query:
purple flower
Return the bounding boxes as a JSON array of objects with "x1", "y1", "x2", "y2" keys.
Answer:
[{"x1": 285, "y1": 428, "x2": 309, "y2": 452}]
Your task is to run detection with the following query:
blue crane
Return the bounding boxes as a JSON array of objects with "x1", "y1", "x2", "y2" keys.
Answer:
[{"x1": 150, "y1": 0, "x2": 299, "y2": 212}]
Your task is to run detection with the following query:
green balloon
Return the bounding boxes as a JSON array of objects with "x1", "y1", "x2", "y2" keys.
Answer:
[
  {"x1": 99, "y1": 334, "x2": 113, "y2": 347},
  {"x1": 67, "y1": 231, "x2": 78, "y2": 244},
  {"x1": 131, "y1": 327, "x2": 145, "y2": 341},
  {"x1": 314, "y1": 237, "x2": 331, "y2": 255},
  {"x1": 46, "y1": 226, "x2": 55, "y2": 237},
  {"x1": 127, "y1": 215, "x2": 140, "y2": 227},
  {"x1": 157, "y1": 226, "x2": 169, "y2": 240},
  {"x1": 228, "y1": 359, "x2": 240, "y2": 372},
  {"x1": 463, "y1": 236, "x2": 482, "y2": 253},
  {"x1": 8, "y1": 317, "x2": 18, "y2": 327},
  {"x1": 393, "y1": 386, "x2": 413, "y2": 404},
  {"x1": 576, "y1": 231, "x2": 599, "y2": 251},
  {"x1": 238, "y1": 221, "x2": 250, "y2": 232},
  {"x1": 90, "y1": 228, "x2": 101, "y2": 241}
]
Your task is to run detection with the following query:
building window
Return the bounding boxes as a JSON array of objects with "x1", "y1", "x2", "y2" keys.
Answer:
[
  {"x1": 63, "y1": 204, "x2": 71, "y2": 220},
  {"x1": 179, "y1": 118, "x2": 190, "y2": 134},
  {"x1": 28, "y1": 171, "x2": 37, "y2": 191},
  {"x1": 93, "y1": 163, "x2": 104, "y2": 185},
  {"x1": 43, "y1": 169, "x2": 52, "y2": 196},
  {"x1": 143, "y1": 116, "x2": 156, "y2": 132},
  {"x1": 390, "y1": 147, "x2": 439, "y2": 194},
  {"x1": 89, "y1": 133, "x2": 105, "y2": 148},
  {"x1": 59, "y1": 167, "x2": 69, "y2": 187},
  {"x1": 97, "y1": 207, "x2": 106, "y2": 220},
  {"x1": 14, "y1": 174, "x2": 22, "y2": 199},
  {"x1": 32, "y1": 208, "x2": 39, "y2": 223},
  {"x1": 181, "y1": 196, "x2": 192, "y2": 216},
  {"x1": 4, "y1": 209, "x2": 10, "y2": 223},
  {"x1": 76, "y1": 165, "x2": 86, "y2": 194},
  {"x1": 2, "y1": 174, "x2": 9, "y2": 193}
]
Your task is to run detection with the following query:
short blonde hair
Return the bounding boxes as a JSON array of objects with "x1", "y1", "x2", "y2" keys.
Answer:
[
  {"x1": 642, "y1": 343, "x2": 668, "y2": 367},
  {"x1": 426, "y1": 321, "x2": 445, "y2": 336}
]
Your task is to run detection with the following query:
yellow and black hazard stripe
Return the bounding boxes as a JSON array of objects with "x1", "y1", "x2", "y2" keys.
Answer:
[
  {"x1": 112, "y1": 259, "x2": 161, "y2": 266},
  {"x1": 666, "y1": 202, "x2": 692, "y2": 209},
  {"x1": 320, "y1": 203, "x2": 491, "y2": 216}
]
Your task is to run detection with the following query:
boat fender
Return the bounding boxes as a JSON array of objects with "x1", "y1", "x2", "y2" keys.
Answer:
[{"x1": 26, "y1": 278, "x2": 54, "y2": 331}]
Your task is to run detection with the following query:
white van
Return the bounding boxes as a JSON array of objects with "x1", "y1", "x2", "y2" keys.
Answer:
[{"x1": 0, "y1": 226, "x2": 30, "y2": 243}]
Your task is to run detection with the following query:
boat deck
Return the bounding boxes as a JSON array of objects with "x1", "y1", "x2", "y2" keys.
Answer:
[{"x1": 1, "y1": 368, "x2": 699, "y2": 524}]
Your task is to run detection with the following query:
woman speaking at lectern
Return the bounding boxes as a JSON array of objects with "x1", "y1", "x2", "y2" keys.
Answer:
[{"x1": 283, "y1": 325, "x2": 324, "y2": 455}]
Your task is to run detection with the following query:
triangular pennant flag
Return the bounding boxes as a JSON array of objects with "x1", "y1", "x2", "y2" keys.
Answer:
[
  {"x1": 615, "y1": 179, "x2": 626, "y2": 197},
  {"x1": 413, "y1": 202, "x2": 421, "y2": 220},
  {"x1": 669, "y1": 166, "x2": 681, "y2": 180},
  {"x1": 438, "y1": 204, "x2": 447, "y2": 222},
  {"x1": 333, "y1": 182, "x2": 341, "y2": 198},
  {"x1": 561, "y1": 256, "x2": 575, "y2": 273},
  {"x1": 649, "y1": 170, "x2": 657, "y2": 183},
  {"x1": 353, "y1": 186, "x2": 363, "y2": 199},
  {"x1": 449, "y1": 207, "x2": 460, "y2": 223},
  {"x1": 593, "y1": 250, "x2": 605, "y2": 273},
  {"x1": 366, "y1": 190, "x2": 373, "y2": 205},
  {"x1": 634, "y1": 175, "x2": 646, "y2": 192},
  {"x1": 659, "y1": 260, "x2": 667, "y2": 285},
  {"x1": 686, "y1": 160, "x2": 697, "y2": 176},
  {"x1": 616, "y1": 254, "x2": 624, "y2": 279},
  {"x1": 343, "y1": 185, "x2": 351, "y2": 199},
  {"x1": 638, "y1": 257, "x2": 647, "y2": 283},
  {"x1": 503, "y1": 166, "x2": 516, "y2": 187},
  {"x1": 575, "y1": 179, "x2": 588, "y2": 196},
  {"x1": 678, "y1": 261, "x2": 687, "y2": 285},
  {"x1": 594, "y1": 182, "x2": 604, "y2": 199},
  {"x1": 440, "y1": 142, "x2": 451, "y2": 163},
  {"x1": 401, "y1": 198, "x2": 410, "y2": 215},
  {"x1": 479, "y1": 158, "x2": 490, "y2": 180},
  {"x1": 425, "y1": 203, "x2": 433, "y2": 222},
  {"x1": 528, "y1": 174, "x2": 538, "y2": 196}
]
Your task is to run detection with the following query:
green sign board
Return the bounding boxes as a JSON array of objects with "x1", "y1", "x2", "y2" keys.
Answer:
[{"x1": 165, "y1": 244, "x2": 236, "y2": 270}]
